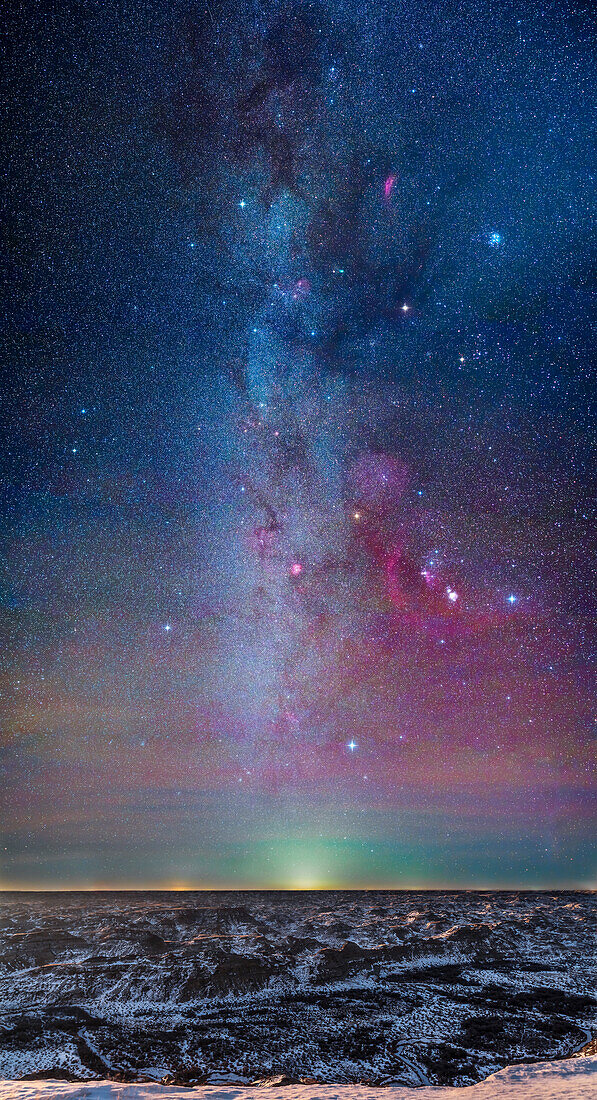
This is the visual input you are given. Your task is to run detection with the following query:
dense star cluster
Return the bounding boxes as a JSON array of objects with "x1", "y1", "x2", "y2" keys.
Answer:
[{"x1": 1, "y1": 0, "x2": 595, "y2": 888}]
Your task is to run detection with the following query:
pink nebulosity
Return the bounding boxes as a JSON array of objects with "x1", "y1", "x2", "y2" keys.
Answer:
[
  {"x1": 384, "y1": 174, "x2": 397, "y2": 200},
  {"x1": 383, "y1": 544, "x2": 432, "y2": 611},
  {"x1": 385, "y1": 548, "x2": 405, "y2": 608},
  {"x1": 290, "y1": 562, "x2": 303, "y2": 576}
]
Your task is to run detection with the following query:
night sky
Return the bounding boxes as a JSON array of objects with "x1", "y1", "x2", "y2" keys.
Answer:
[{"x1": 2, "y1": 0, "x2": 595, "y2": 889}]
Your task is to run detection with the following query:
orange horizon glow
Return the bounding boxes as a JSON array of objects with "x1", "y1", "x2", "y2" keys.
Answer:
[{"x1": 1, "y1": 879, "x2": 594, "y2": 893}]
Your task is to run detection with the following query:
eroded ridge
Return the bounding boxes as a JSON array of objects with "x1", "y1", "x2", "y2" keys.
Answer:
[{"x1": 0, "y1": 890, "x2": 595, "y2": 1085}]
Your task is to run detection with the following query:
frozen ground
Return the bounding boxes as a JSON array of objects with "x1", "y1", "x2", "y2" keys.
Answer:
[
  {"x1": 1, "y1": 1058, "x2": 596, "y2": 1099},
  {"x1": 0, "y1": 891, "x2": 594, "y2": 1086}
]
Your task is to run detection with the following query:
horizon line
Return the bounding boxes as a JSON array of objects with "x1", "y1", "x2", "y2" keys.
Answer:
[{"x1": 1, "y1": 881, "x2": 594, "y2": 893}]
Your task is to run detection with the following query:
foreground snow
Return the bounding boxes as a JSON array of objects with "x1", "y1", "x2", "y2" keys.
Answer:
[{"x1": 1, "y1": 1057, "x2": 595, "y2": 1100}]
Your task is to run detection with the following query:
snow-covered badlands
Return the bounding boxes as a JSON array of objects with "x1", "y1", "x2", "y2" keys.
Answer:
[{"x1": 1, "y1": 891, "x2": 594, "y2": 1087}]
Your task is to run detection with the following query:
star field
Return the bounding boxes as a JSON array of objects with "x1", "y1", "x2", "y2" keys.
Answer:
[{"x1": 1, "y1": 0, "x2": 595, "y2": 888}]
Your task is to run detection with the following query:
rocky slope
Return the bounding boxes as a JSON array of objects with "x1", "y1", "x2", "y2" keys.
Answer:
[{"x1": 0, "y1": 891, "x2": 594, "y2": 1085}]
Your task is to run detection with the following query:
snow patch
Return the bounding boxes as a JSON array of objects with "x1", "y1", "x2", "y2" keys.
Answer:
[{"x1": 0, "y1": 1057, "x2": 595, "y2": 1098}]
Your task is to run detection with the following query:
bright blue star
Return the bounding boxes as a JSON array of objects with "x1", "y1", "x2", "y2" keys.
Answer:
[
  {"x1": 347, "y1": 740, "x2": 357, "y2": 752},
  {"x1": 507, "y1": 594, "x2": 517, "y2": 604},
  {"x1": 239, "y1": 199, "x2": 246, "y2": 209},
  {"x1": 163, "y1": 623, "x2": 172, "y2": 632}
]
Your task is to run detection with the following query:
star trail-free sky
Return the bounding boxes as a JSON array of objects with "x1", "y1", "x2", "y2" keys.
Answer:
[{"x1": 2, "y1": 0, "x2": 595, "y2": 888}]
